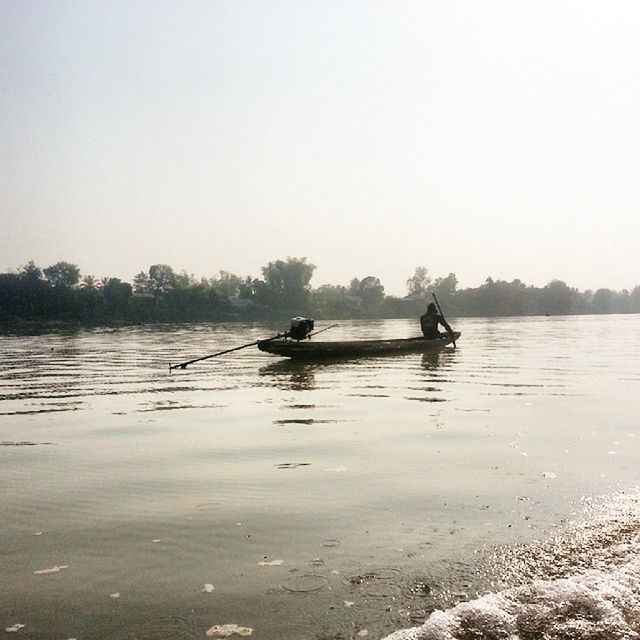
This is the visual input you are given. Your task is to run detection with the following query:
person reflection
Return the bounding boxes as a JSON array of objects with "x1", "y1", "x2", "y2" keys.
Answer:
[{"x1": 421, "y1": 350, "x2": 442, "y2": 371}]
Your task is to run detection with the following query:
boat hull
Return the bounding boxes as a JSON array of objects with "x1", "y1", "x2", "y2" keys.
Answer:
[{"x1": 258, "y1": 332, "x2": 460, "y2": 360}]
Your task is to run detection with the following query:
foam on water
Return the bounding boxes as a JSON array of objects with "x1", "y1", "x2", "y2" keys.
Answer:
[{"x1": 385, "y1": 492, "x2": 640, "y2": 640}]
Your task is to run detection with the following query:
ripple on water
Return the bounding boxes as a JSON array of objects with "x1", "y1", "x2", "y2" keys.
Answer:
[
  {"x1": 195, "y1": 502, "x2": 221, "y2": 511},
  {"x1": 348, "y1": 567, "x2": 404, "y2": 598},
  {"x1": 127, "y1": 615, "x2": 201, "y2": 640},
  {"x1": 280, "y1": 574, "x2": 330, "y2": 593},
  {"x1": 321, "y1": 539, "x2": 341, "y2": 548}
]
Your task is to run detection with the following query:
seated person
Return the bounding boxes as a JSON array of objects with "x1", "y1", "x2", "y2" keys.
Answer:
[{"x1": 420, "y1": 302, "x2": 454, "y2": 339}]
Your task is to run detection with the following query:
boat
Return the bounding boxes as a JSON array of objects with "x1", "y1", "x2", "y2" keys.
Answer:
[{"x1": 257, "y1": 332, "x2": 460, "y2": 360}]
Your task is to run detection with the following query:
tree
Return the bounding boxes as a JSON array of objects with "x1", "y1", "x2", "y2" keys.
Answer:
[
  {"x1": 211, "y1": 271, "x2": 243, "y2": 298},
  {"x1": 261, "y1": 257, "x2": 316, "y2": 310},
  {"x1": 133, "y1": 271, "x2": 150, "y2": 294},
  {"x1": 592, "y1": 288, "x2": 615, "y2": 314},
  {"x1": 406, "y1": 267, "x2": 431, "y2": 296},
  {"x1": 310, "y1": 284, "x2": 359, "y2": 318},
  {"x1": 630, "y1": 286, "x2": 640, "y2": 313},
  {"x1": 102, "y1": 278, "x2": 132, "y2": 317},
  {"x1": 43, "y1": 262, "x2": 81, "y2": 288},
  {"x1": 77, "y1": 276, "x2": 102, "y2": 320},
  {"x1": 81, "y1": 275, "x2": 100, "y2": 290},
  {"x1": 148, "y1": 264, "x2": 176, "y2": 309},
  {"x1": 431, "y1": 272, "x2": 458, "y2": 299},
  {"x1": 0, "y1": 273, "x2": 23, "y2": 317},
  {"x1": 18, "y1": 261, "x2": 48, "y2": 315},
  {"x1": 174, "y1": 270, "x2": 197, "y2": 290},
  {"x1": 542, "y1": 280, "x2": 577, "y2": 315},
  {"x1": 354, "y1": 275, "x2": 385, "y2": 312},
  {"x1": 20, "y1": 261, "x2": 43, "y2": 282}
]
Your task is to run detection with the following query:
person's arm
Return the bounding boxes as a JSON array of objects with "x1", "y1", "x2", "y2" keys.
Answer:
[
  {"x1": 438, "y1": 314, "x2": 454, "y2": 336},
  {"x1": 420, "y1": 314, "x2": 428, "y2": 336}
]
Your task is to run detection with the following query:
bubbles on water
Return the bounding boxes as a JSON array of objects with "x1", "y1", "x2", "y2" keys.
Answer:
[
  {"x1": 406, "y1": 580, "x2": 432, "y2": 598},
  {"x1": 5, "y1": 624, "x2": 25, "y2": 633},
  {"x1": 258, "y1": 559, "x2": 284, "y2": 566},
  {"x1": 201, "y1": 583, "x2": 215, "y2": 593}
]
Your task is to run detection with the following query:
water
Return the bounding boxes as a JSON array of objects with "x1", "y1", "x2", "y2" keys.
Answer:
[{"x1": 1, "y1": 315, "x2": 639, "y2": 639}]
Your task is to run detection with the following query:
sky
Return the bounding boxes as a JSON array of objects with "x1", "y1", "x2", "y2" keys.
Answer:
[{"x1": 1, "y1": 1, "x2": 639, "y2": 295}]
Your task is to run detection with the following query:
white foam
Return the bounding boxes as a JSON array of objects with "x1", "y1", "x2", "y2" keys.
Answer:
[
  {"x1": 384, "y1": 491, "x2": 640, "y2": 640},
  {"x1": 206, "y1": 624, "x2": 253, "y2": 637},
  {"x1": 386, "y1": 560, "x2": 640, "y2": 639},
  {"x1": 33, "y1": 564, "x2": 69, "y2": 575},
  {"x1": 5, "y1": 624, "x2": 25, "y2": 633}
]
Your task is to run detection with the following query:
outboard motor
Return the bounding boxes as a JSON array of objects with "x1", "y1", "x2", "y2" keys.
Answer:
[{"x1": 288, "y1": 317, "x2": 314, "y2": 340}]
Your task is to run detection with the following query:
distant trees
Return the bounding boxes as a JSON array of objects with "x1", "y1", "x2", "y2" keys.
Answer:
[
  {"x1": 43, "y1": 262, "x2": 81, "y2": 288},
  {"x1": 541, "y1": 280, "x2": 578, "y2": 315},
  {"x1": 349, "y1": 276, "x2": 385, "y2": 314},
  {"x1": 211, "y1": 271, "x2": 243, "y2": 298},
  {"x1": 0, "y1": 257, "x2": 638, "y2": 328},
  {"x1": 147, "y1": 265, "x2": 177, "y2": 306},
  {"x1": 259, "y1": 257, "x2": 316, "y2": 311},
  {"x1": 406, "y1": 267, "x2": 431, "y2": 297},
  {"x1": 133, "y1": 271, "x2": 149, "y2": 295},
  {"x1": 310, "y1": 285, "x2": 360, "y2": 318},
  {"x1": 102, "y1": 278, "x2": 133, "y2": 318}
]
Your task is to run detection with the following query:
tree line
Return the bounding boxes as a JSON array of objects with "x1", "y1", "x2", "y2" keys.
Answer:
[{"x1": 0, "y1": 258, "x2": 638, "y2": 328}]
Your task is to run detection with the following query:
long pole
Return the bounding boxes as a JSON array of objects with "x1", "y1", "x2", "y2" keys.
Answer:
[
  {"x1": 169, "y1": 324, "x2": 339, "y2": 371},
  {"x1": 169, "y1": 334, "x2": 282, "y2": 371},
  {"x1": 432, "y1": 293, "x2": 456, "y2": 348},
  {"x1": 307, "y1": 323, "x2": 338, "y2": 338}
]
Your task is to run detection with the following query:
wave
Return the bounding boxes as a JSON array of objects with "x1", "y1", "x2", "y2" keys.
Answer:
[{"x1": 385, "y1": 491, "x2": 640, "y2": 640}]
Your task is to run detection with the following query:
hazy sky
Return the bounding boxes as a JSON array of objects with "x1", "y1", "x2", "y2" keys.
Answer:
[{"x1": 2, "y1": 1, "x2": 639, "y2": 295}]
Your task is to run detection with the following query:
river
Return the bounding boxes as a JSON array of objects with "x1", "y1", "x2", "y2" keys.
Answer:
[{"x1": 1, "y1": 315, "x2": 639, "y2": 639}]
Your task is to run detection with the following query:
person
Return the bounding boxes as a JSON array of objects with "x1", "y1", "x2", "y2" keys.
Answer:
[{"x1": 420, "y1": 302, "x2": 454, "y2": 339}]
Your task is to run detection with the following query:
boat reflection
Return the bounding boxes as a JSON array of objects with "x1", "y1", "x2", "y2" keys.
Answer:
[
  {"x1": 258, "y1": 359, "x2": 318, "y2": 390},
  {"x1": 258, "y1": 348, "x2": 453, "y2": 391}
]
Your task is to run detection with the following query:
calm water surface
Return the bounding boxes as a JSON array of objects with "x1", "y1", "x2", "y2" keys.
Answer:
[{"x1": 1, "y1": 316, "x2": 640, "y2": 639}]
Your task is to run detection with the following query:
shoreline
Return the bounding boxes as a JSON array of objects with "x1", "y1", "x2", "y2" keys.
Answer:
[{"x1": 1, "y1": 311, "x2": 637, "y2": 337}]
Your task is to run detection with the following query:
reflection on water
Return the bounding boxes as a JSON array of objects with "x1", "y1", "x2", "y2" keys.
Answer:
[
  {"x1": 1, "y1": 316, "x2": 640, "y2": 640},
  {"x1": 259, "y1": 359, "x2": 318, "y2": 390}
]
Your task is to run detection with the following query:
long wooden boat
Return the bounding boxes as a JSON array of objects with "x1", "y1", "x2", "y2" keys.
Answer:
[{"x1": 258, "y1": 332, "x2": 460, "y2": 360}]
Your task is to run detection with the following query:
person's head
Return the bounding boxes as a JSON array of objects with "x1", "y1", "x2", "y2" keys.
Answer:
[{"x1": 427, "y1": 303, "x2": 437, "y2": 314}]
